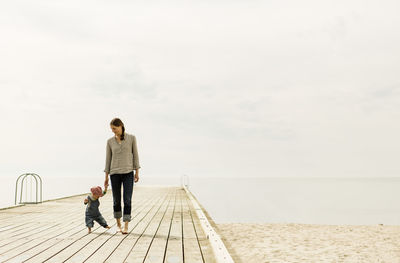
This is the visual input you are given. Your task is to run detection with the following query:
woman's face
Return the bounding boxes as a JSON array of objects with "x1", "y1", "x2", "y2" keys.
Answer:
[{"x1": 110, "y1": 125, "x2": 122, "y2": 136}]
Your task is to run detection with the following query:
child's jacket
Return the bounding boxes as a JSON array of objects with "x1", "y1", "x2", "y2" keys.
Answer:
[{"x1": 85, "y1": 190, "x2": 107, "y2": 217}]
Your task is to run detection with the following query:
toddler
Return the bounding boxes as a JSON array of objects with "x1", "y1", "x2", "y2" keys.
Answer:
[{"x1": 84, "y1": 186, "x2": 110, "y2": 233}]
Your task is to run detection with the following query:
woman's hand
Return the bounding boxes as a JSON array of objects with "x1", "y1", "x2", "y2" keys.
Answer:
[
  {"x1": 134, "y1": 172, "x2": 139, "y2": 183},
  {"x1": 104, "y1": 172, "x2": 109, "y2": 188}
]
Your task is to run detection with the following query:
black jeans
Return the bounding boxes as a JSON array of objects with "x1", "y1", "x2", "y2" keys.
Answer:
[{"x1": 110, "y1": 171, "x2": 134, "y2": 222}]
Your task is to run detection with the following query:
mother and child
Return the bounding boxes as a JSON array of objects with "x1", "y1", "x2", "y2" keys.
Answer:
[{"x1": 84, "y1": 117, "x2": 141, "y2": 234}]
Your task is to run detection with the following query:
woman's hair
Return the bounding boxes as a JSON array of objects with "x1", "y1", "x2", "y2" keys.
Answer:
[{"x1": 110, "y1": 118, "x2": 125, "y2": 140}]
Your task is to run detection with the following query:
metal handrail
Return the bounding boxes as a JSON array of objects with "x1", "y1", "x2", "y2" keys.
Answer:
[
  {"x1": 15, "y1": 173, "x2": 43, "y2": 205},
  {"x1": 181, "y1": 174, "x2": 189, "y2": 189}
]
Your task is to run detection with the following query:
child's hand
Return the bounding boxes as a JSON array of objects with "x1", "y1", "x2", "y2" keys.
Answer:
[{"x1": 84, "y1": 198, "x2": 88, "y2": 204}]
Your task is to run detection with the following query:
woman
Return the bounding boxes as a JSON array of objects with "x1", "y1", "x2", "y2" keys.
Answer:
[{"x1": 104, "y1": 118, "x2": 141, "y2": 234}]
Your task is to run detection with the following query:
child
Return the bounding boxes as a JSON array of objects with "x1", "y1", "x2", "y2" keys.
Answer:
[{"x1": 84, "y1": 186, "x2": 110, "y2": 233}]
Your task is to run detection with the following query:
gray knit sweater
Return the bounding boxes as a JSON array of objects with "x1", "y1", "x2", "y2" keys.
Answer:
[{"x1": 104, "y1": 132, "x2": 141, "y2": 175}]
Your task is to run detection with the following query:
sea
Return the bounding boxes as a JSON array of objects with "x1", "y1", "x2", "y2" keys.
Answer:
[{"x1": 2, "y1": 175, "x2": 400, "y2": 226}]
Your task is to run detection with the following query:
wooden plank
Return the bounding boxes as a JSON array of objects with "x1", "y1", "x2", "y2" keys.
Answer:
[
  {"x1": 142, "y1": 190, "x2": 178, "y2": 263},
  {"x1": 182, "y1": 193, "x2": 204, "y2": 263},
  {"x1": 0, "y1": 194, "x2": 88, "y2": 223},
  {"x1": 1, "y1": 202, "x2": 112, "y2": 263},
  {"x1": 67, "y1": 190, "x2": 170, "y2": 263},
  {"x1": 23, "y1": 227, "x2": 102, "y2": 263},
  {"x1": 0, "y1": 222, "x2": 49, "y2": 236},
  {"x1": 22, "y1": 191, "x2": 150, "y2": 263},
  {"x1": 0, "y1": 207, "x2": 83, "y2": 258},
  {"x1": 39, "y1": 192, "x2": 157, "y2": 263},
  {"x1": 85, "y1": 190, "x2": 171, "y2": 263},
  {"x1": 107, "y1": 189, "x2": 175, "y2": 263},
  {"x1": 0, "y1": 186, "x2": 220, "y2": 263},
  {"x1": 0, "y1": 219, "x2": 81, "y2": 262},
  {"x1": 4, "y1": 205, "x2": 114, "y2": 263},
  {"x1": 42, "y1": 222, "x2": 113, "y2": 262},
  {"x1": 0, "y1": 205, "x2": 83, "y2": 240},
  {"x1": 184, "y1": 194, "x2": 217, "y2": 263},
  {"x1": 164, "y1": 189, "x2": 184, "y2": 263},
  {"x1": 23, "y1": 198, "x2": 149, "y2": 263}
]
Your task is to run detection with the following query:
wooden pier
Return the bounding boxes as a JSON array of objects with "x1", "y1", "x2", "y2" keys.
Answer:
[{"x1": 0, "y1": 186, "x2": 218, "y2": 263}]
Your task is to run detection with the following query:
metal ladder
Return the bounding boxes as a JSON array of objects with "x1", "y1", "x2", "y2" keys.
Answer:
[{"x1": 15, "y1": 173, "x2": 43, "y2": 205}]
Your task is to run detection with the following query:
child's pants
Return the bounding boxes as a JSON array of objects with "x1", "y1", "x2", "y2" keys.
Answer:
[{"x1": 85, "y1": 213, "x2": 108, "y2": 228}]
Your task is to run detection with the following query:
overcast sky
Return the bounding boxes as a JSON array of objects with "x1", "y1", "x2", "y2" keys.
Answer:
[{"x1": 0, "y1": 0, "x2": 399, "y2": 179}]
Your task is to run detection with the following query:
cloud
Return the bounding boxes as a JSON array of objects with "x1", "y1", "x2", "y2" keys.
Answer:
[{"x1": 1, "y1": 0, "x2": 400, "y2": 179}]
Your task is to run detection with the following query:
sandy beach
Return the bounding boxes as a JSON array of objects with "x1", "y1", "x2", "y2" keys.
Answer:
[{"x1": 215, "y1": 223, "x2": 400, "y2": 263}]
